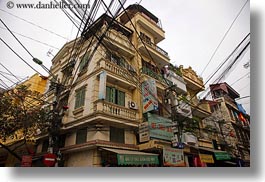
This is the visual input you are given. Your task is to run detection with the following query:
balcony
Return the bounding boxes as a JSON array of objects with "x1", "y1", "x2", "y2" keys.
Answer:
[
  {"x1": 140, "y1": 66, "x2": 173, "y2": 89},
  {"x1": 223, "y1": 95, "x2": 238, "y2": 110},
  {"x1": 93, "y1": 100, "x2": 138, "y2": 124},
  {"x1": 180, "y1": 66, "x2": 204, "y2": 93},
  {"x1": 138, "y1": 39, "x2": 170, "y2": 68},
  {"x1": 97, "y1": 59, "x2": 138, "y2": 90},
  {"x1": 135, "y1": 13, "x2": 165, "y2": 44},
  {"x1": 190, "y1": 97, "x2": 211, "y2": 119},
  {"x1": 104, "y1": 29, "x2": 135, "y2": 58}
]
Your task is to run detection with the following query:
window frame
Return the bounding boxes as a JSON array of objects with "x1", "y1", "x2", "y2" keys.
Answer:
[
  {"x1": 74, "y1": 86, "x2": 86, "y2": 109},
  {"x1": 76, "y1": 128, "x2": 87, "y2": 144},
  {"x1": 110, "y1": 126, "x2": 125, "y2": 144},
  {"x1": 106, "y1": 86, "x2": 125, "y2": 107}
]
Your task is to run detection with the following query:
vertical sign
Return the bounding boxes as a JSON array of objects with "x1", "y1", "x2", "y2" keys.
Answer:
[
  {"x1": 163, "y1": 147, "x2": 185, "y2": 167},
  {"x1": 142, "y1": 79, "x2": 158, "y2": 113},
  {"x1": 98, "y1": 71, "x2": 107, "y2": 100},
  {"x1": 139, "y1": 122, "x2": 150, "y2": 143}
]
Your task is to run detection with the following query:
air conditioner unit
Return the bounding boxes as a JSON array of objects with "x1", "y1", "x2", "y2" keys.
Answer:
[{"x1": 129, "y1": 101, "x2": 138, "y2": 110}]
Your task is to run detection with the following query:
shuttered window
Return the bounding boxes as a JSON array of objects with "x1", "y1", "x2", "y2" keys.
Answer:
[
  {"x1": 106, "y1": 86, "x2": 125, "y2": 106},
  {"x1": 79, "y1": 52, "x2": 90, "y2": 73},
  {"x1": 110, "y1": 127, "x2": 125, "y2": 144},
  {"x1": 76, "y1": 128, "x2": 87, "y2": 144},
  {"x1": 75, "y1": 87, "x2": 86, "y2": 109}
]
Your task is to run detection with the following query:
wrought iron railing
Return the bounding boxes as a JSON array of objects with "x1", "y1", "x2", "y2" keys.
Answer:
[{"x1": 140, "y1": 66, "x2": 173, "y2": 86}]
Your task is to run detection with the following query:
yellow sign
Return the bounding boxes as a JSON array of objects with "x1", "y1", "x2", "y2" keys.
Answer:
[{"x1": 199, "y1": 154, "x2": 214, "y2": 164}]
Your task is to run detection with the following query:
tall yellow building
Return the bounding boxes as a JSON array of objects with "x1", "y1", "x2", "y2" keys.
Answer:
[{"x1": 0, "y1": 74, "x2": 48, "y2": 167}]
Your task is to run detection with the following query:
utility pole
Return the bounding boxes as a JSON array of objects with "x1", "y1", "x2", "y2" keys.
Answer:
[
  {"x1": 165, "y1": 85, "x2": 186, "y2": 149},
  {"x1": 33, "y1": 58, "x2": 68, "y2": 167}
]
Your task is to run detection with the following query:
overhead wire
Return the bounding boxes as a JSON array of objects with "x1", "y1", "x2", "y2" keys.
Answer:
[
  {"x1": 0, "y1": 19, "x2": 52, "y2": 76},
  {"x1": 0, "y1": 27, "x2": 60, "y2": 50},
  {"x1": 200, "y1": 0, "x2": 249, "y2": 76},
  {"x1": 0, "y1": 8, "x2": 68, "y2": 40},
  {"x1": 0, "y1": 37, "x2": 43, "y2": 76},
  {"x1": 230, "y1": 72, "x2": 250, "y2": 86},
  {"x1": 0, "y1": 62, "x2": 22, "y2": 82}
]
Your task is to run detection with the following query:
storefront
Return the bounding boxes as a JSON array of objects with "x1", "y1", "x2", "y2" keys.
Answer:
[{"x1": 101, "y1": 148, "x2": 159, "y2": 167}]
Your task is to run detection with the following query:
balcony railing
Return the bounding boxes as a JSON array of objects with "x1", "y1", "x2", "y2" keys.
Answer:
[
  {"x1": 139, "y1": 38, "x2": 169, "y2": 58},
  {"x1": 141, "y1": 66, "x2": 173, "y2": 86},
  {"x1": 97, "y1": 59, "x2": 138, "y2": 85},
  {"x1": 94, "y1": 100, "x2": 137, "y2": 121}
]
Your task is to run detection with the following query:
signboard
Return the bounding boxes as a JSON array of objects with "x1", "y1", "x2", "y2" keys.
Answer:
[
  {"x1": 163, "y1": 147, "x2": 185, "y2": 167},
  {"x1": 142, "y1": 79, "x2": 158, "y2": 113},
  {"x1": 139, "y1": 122, "x2": 150, "y2": 143},
  {"x1": 43, "y1": 153, "x2": 57, "y2": 167},
  {"x1": 146, "y1": 113, "x2": 174, "y2": 141},
  {"x1": 98, "y1": 71, "x2": 107, "y2": 99},
  {"x1": 117, "y1": 154, "x2": 159, "y2": 166},
  {"x1": 21, "y1": 155, "x2": 32, "y2": 167},
  {"x1": 214, "y1": 152, "x2": 231, "y2": 160},
  {"x1": 199, "y1": 154, "x2": 214, "y2": 163}
]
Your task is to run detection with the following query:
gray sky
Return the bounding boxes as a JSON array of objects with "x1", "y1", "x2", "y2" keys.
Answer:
[{"x1": 0, "y1": 0, "x2": 250, "y2": 113}]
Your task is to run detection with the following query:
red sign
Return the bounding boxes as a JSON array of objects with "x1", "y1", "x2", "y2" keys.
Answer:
[
  {"x1": 21, "y1": 155, "x2": 32, "y2": 167},
  {"x1": 43, "y1": 153, "x2": 57, "y2": 167}
]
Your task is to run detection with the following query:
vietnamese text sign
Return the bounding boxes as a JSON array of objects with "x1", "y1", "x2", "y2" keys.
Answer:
[
  {"x1": 139, "y1": 122, "x2": 150, "y2": 143},
  {"x1": 146, "y1": 113, "x2": 173, "y2": 141},
  {"x1": 117, "y1": 154, "x2": 159, "y2": 165},
  {"x1": 142, "y1": 79, "x2": 158, "y2": 113},
  {"x1": 199, "y1": 154, "x2": 214, "y2": 163},
  {"x1": 163, "y1": 147, "x2": 185, "y2": 167},
  {"x1": 214, "y1": 152, "x2": 231, "y2": 160}
]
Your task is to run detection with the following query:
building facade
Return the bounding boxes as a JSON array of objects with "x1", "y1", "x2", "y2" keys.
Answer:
[
  {"x1": 0, "y1": 74, "x2": 48, "y2": 167},
  {"x1": 209, "y1": 82, "x2": 250, "y2": 166}
]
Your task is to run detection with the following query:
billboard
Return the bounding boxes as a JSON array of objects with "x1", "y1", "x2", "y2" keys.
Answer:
[
  {"x1": 146, "y1": 113, "x2": 173, "y2": 141},
  {"x1": 142, "y1": 79, "x2": 158, "y2": 113}
]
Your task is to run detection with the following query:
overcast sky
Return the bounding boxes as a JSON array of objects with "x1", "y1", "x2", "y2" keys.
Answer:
[{"x1": 0, "y1": 0, "x2": 250, "y2": 113}]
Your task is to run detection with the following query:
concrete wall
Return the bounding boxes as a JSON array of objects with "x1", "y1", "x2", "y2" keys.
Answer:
[{"x1": 65, "y1": 150, "x2": 94, "y2": 167}]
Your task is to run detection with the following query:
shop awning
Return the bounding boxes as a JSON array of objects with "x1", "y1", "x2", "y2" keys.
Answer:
[
  {"x1": 198, "y1": 147, "x2": 231, "y2": 160},
  {"x1": 101, "y1": 148, "x2": 159, "y2": 165}
]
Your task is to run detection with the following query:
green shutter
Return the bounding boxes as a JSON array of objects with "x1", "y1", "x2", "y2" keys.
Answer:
[
  {"x1": 75, "y1": 87, "x2": 86, "y2": 109},
  {"x1": 80, "y1": 88, "x2": 86, "y2": 107},
  {"x1": 118, "y1": 91, "x2": 125, "y2": 106},
  {"x1": 79, "y1": 53, "x2": 89, "y2": 72},
  {"x1": 110, "y1": 87, "x2": 116, "y2": 104},
  {"x1": 106, "y1": 86, "x2": 111, "y2": 102},
  {"x1": 75, "y1": 90, "x2": 80, "y2": 109}
]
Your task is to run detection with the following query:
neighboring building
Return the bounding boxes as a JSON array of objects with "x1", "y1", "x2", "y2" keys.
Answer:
[
  {"x1": 178, "y1": 66, "x2": 220, "y2": 167},
  {"x1": 0, "y1": 74, "x2": 48, "y2": 167},
  {"x1": 209, "y1": 82, "x2": 250, "y2": 166}
]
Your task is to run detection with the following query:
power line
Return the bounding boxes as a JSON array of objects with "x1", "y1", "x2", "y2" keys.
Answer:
[
  {"x1": 0, "y1": 27, "x2": 60, "y2": 50},
  {"x1": 0, "y1": 18, "x2": 53, "y2": 76},
  {"x1": 0, "y1": 37, "x2": 43, "y2": 76},
  {"x1": 0, "y1": 18, "x2": 34, "y2": 58},
  {"x1": 0, "y1": 72, "x2": 16, "y2": 84},
  {"x1": 200, "y1": 0, "x2": 249, "y2": 76},
  {"x1": 0, "y1": 8, "x2": 68, "y2": 40},
  {"x1": 0, "y1": 62, "x2": 21, "y2": 82},
  {"x1": 0, "y1": 70, "x2": 25, "y2": 79},
  {"x1": 230, "y1": 72, "x2": 250, "y2": 86},
  {"x1": 235, "y1": 96, "x2": 250, "y2": 100}
]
